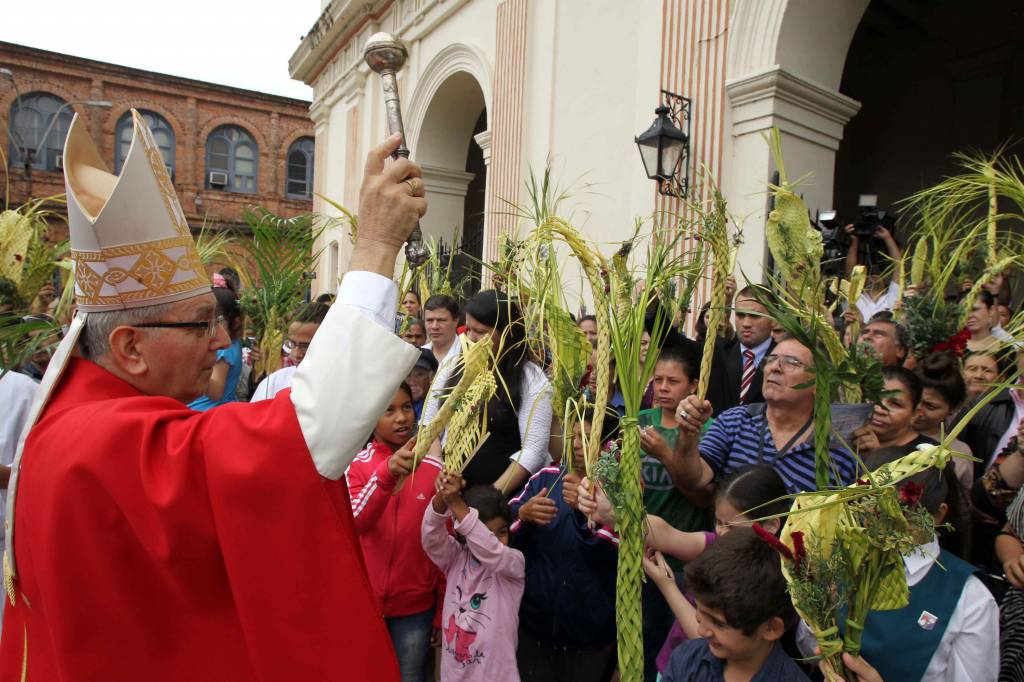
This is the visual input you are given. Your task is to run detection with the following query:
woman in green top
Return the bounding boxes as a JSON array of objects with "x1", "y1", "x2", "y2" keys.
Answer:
[{"x1": 638, "y1": 342, "x2": 712, "y2": 535}]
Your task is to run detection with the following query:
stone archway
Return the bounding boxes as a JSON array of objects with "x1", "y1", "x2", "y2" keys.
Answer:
[
  {"x1": 408, "y1": 64, "x2": 488, "y2": 287},
  {"x1": 723, "y1": 0, "x2": 869, "y2": 278}
]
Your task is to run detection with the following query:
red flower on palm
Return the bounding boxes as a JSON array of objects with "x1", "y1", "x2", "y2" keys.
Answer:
[
  {"x1": 753, "y1": 523, "x2": 794, "y2": 563},
  {"x1": 899, "y1": 481, "x2": 924, "y2": 507}
]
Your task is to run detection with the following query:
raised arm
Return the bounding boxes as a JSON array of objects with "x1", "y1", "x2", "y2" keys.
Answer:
[
  {"x1": 453, "y1": 506, "x2": 526, "y2": 579},
  {"x1": 670, "y1": 394, "x2": 718, "y2": 500},
  {"x1": 877, "y1": 227, "x2": 902, "y2": 280},
  {"x1": 290, "y1": 136, "x2": 425, "y2": 479},
  {"x1": 645, "y1": 514, "x2": 709, "y2": 563}
]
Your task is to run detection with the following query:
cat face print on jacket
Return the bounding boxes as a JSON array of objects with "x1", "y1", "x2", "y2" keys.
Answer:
[{"x1": 444, "y1": 580, "x2": 492, "y2": 667}]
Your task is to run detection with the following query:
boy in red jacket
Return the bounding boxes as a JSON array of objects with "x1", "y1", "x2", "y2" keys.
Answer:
[{"x1": 348, "y1": 383, "x2": 444, "y2": 682}]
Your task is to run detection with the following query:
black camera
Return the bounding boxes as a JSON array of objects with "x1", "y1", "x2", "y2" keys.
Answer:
[
  {"x1": 852, "y1": 194, "x2": 894, "y2": 239},
  {"x1": 816, "y1": 209, "x2": 846, "y2": 278}
]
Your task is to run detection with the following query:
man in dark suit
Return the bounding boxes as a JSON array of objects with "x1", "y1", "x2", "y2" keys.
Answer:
[{"x1": 705, "y1": 285, "x2": 776, "y2": 416}]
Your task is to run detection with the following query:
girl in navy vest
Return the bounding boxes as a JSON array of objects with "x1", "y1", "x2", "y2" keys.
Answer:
[{"x1": 798, "y1": 452, "x2": 999, "y2": 681}]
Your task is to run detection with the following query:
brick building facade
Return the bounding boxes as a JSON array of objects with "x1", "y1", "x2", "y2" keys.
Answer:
[{"x1": 0, "y1": 40, "x2": 314, "y2": 243}]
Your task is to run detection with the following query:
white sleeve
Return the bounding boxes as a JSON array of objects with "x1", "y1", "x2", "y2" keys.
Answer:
[
  {"x1": 0, "y1": 374, "x2": 37, "y2": 467},
  {"x1": 290, "y1": 271, "x2": 419, "y2": 479},
  {"x1": 794, "y1": 620, "x2": 818, "y2": 660},
  {"x1": 510, "y1": 363, "x2": 553, "y2": 474},
  {"x1": 250, "y1": 376, "x2": 272, "y2": 403},
  {"x1": 926, "y1": 574, "x2": 999, "y2": 682}
]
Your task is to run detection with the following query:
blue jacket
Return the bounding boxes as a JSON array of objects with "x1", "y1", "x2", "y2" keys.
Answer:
[{"x1": 509, "y1": 465, "x2": 619, "y2": 649}]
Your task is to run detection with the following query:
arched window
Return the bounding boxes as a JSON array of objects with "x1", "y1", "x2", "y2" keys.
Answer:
[
  {"x1": 115, "y1": 110, "x2": 175, "y2": 178},
  {"x1": 286, "y1": 137, "x2": 315, "y2": 198},
  {"x1": 7, "y1": 92, "x2": 73, "y2": 172},
  {"x1": 205, "y1": 125, "x2": 258, "y2": 193}
]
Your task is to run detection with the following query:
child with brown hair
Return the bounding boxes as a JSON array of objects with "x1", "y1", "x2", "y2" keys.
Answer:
[{"x1": 662, "y1": 527, "x2": 809, "y2": 681}]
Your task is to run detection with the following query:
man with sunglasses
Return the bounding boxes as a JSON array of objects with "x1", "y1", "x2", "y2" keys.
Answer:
[
  {"x1": 671, "y1": 336, "x2": 858, "y2": 500},
  {"x1": 1, "y1": 112, "x2": 424, "y2": 681}
]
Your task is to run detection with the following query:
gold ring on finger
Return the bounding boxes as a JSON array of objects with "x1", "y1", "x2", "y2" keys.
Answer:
[{"x1": 404, "y1": 178, "x2": 423, "y2": 196}]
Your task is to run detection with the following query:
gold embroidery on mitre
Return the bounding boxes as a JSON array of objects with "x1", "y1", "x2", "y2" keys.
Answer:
[
  {"x1": 133, "y1": 111, "x2": 190, "y2": 238},
  {"x1": 129, "y1": 248, "x2": 178, "y2": 291},
  {"x1": 102, "y1": 268, "x2": 130, "y2": 286},
  {"x1": 71, "y1": 235, "x2": 209, "y2": 306},
  {"x1": 77, "y1": 279, "x2": 209, "y2": 307},
  {"x1": 74, "y1": 262, "x2": 103, "y2": 300},
  {"x1": 71, "y1": 235, "x2": 198, "y2": 261}
]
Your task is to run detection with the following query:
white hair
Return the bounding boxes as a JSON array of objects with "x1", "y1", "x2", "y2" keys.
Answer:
[{"x1": 79, "y1": 301, "x2": 178, "y2": 360}]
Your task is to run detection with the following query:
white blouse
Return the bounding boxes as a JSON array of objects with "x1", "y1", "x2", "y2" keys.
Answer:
[{"x1": 422, "y1": 352, "x2": 553, "y2": 475}]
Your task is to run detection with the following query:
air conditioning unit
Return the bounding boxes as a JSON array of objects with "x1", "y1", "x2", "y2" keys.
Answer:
[{"x1": 208, "y1": 171, "x2": 229, "y2": 187}]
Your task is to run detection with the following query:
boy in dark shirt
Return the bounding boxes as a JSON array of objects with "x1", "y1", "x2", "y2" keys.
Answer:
[{"x1": 662, "y1": 527, "x2": 808, "y2": 682}]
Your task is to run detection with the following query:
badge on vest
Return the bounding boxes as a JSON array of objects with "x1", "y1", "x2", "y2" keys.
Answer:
[{"x1": 918, "y1": 611, "x2": 939, "y2": 631}]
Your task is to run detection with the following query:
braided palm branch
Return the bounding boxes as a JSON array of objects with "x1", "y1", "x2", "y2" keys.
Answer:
[
  {"x1": 403, "y1": 334, "x2": 495, "y2": 484},
  {"x1": 604, "y1": 224, "x2": 699, "y2": 682},
  {"x1": 690, "y1": 187, "x2": 732, "y2": 401},
  {"x1": 533, "y1": 218, "x2": 613, "y2": 477}
]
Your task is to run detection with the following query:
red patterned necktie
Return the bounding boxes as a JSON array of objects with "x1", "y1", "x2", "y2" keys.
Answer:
[{"x1": 739, "y1": 349, "x2": 755, "y2": 402}]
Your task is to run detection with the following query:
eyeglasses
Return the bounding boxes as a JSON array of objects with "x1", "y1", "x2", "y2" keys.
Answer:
[
  {"x1": 762, "y1": 353, "x2": 808, "y2": 372},
  {"x1": 284, "y1": 338, "x2": 311, "y2": 352},
  {"x1": 133, "y1": 314, "x2": 225, "y2": 338}
]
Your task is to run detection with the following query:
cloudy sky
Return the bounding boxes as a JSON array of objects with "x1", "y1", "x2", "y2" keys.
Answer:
[{"x1": 2, "y1": 0, "x2": 318, "y2": 99}]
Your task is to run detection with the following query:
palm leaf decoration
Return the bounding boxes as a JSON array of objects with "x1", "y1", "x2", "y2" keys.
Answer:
[
  {"x1": 317, "y1": 193, "x2": 359, "y2": 245},
  {"x1": 764, "y1": 127, "x2": 823, "y2": 308},
  {"x1": 899, "y1": 149, "x2": 1024, "y2": 315},
  {"x1": 897, "y1": 149, "x2": 1024, "y2": 342},
  {"x1": 0, "y1": 195, "x2": 69, "y2": 305},
  {"x1": 529, "y1": 213, "x2": 704, "y2": 682},
  {"x1": 232, "y1": 207, "x2": 325, "y2": 379},
  {"x1": 193, "y1": 216, "x2": 235, "y2": 266},
  {"x1": 689, "y1": 181, "x2": 734, "y2": 402},
  {"x1": 0, "y1": 314, "x2": 60, "y2": 376}
]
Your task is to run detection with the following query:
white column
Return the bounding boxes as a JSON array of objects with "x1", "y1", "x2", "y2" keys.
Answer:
[
  {"x1": 724, "y1": 66, "x2": 860, "y2": 283},
  {"x1": 473, "y1": 129, "x2": 492, "y2": 273}
]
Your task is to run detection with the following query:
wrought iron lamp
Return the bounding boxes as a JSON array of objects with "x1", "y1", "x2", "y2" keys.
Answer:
[{"x1": 635, "y1": 90, "x2": 692, "y2": 197}]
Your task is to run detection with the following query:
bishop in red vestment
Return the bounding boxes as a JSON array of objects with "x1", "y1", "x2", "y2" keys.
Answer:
[{"x1": 0, "y1": 112, "x2": 426, "y2": 680}]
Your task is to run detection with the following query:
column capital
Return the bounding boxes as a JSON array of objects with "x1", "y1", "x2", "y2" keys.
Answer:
[
  {"x1": 726, "y1": 65, "x2": 861, "y2": 150},
  {"x1": 421, "y1": 163, "x2": 476, "y2": 198},
  {"x1": 473, "y1": 130, "x2": 492, "y2": 166}
]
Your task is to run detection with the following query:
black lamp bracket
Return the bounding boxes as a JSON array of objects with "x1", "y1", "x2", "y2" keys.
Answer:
[{"x1": 659, "y1": 89, "x2": 693, "y2": 197}]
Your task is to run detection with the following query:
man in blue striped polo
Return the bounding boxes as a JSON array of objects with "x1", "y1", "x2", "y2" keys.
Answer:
[{"x1": 670, "y1": 335, "x2": 859, "y2": 495}]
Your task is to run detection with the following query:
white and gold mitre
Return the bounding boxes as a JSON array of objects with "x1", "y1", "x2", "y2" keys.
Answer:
[{"x1": 64, "y1": 109, "x2": 209, "y2": 311}]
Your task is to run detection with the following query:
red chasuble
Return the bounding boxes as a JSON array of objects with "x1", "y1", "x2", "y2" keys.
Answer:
[{"x1": 0, "y1": 358, "x2": 400, "y2": 681}]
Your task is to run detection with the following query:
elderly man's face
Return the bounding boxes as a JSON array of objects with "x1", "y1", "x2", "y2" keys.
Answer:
[
  {"x1": 858, "y1": 321, "x2": 905, "y2": 366},
  {"x1": 761, "y1": 338, "x2": 814, "y2": 405},
  {"x1": 127, "y1": 293, "x2": 230, "y2": 403}
]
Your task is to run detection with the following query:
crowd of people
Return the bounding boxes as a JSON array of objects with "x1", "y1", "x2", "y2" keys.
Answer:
[
  {"x1": 3, "y1": 249, "x2": 1023, "y2": 681},
  {"x1": 1, "y1": 117, "x2": 1022, "y2": 682},
  {"x1": 79, "y1": 253, "x2": 1007, "y2": 681}
]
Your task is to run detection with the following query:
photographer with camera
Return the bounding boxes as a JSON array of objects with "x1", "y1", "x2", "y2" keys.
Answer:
[{"x1": 843, "y1": 205, "x2": 903, "y2": 324}]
